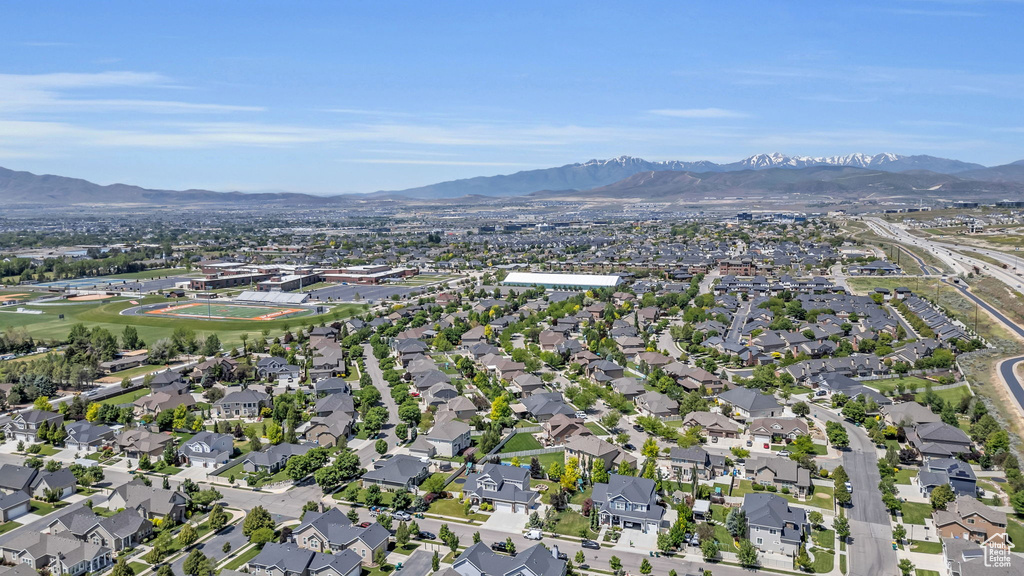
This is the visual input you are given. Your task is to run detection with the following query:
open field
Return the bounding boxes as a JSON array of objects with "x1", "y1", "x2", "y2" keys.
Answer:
[
  {"x1": 0, "y1": 294, "x2": 366, "y2": 349},
  {"x1": 863, "y1": 376, "x2": 934, "y2": 394},
  {"x1": 143, "y1": 302, "x2": 306, "y2": 321}
]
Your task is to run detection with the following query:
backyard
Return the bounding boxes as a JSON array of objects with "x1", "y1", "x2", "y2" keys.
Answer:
[{"x1": 499, "y1": 433, "x2": 543, "y2": 453}]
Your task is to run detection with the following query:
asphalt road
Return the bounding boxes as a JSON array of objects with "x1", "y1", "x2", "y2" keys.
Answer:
[
  {"x1": 355, "y1": 343, "x2": 403, "y2": 468},
  {"x1": 811, "y1": 408, "x2": 895, "y2": 576}
]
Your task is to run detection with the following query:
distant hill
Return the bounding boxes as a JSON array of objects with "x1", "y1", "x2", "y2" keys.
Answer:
[
  {"x1": 0, "y1": 166, "x2": 337, "y2": 207},
  {"x1": 955, "y1": 160, "x2": 1024, "y2": 184},
  {"x1": 382, "y1": 153, "x2": 986, "y2": 199},
  {"x1": 534, "y1": 165, "x2": 1024, "y2": 202}
]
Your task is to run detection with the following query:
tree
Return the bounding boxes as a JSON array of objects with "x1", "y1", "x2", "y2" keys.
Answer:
[
  {"x1": 639, "y1": 558, "x2": 652, "y2": 575},
  {"x1": 825, "y1": 421, "x2": 850, "y2": 449},
  {"x1": 505, "y1": 537, "x2": 516, "y2": 555},
  {"x1": 833, "y1": 516, "x2": 851, "y2": 542},
  {"x1": 396, "y1": 521, "x2": 410, "y2": 548},
  {"x1": 490, "y1": 394, "x2": 512, "y2": 420},
  {"x1": 183, "y1": 549, "x2": 212, "y2": 576},
  {"x1": 701, "y1": 538, "x2": 719, "y2": 561},
  {"x1": 808, "y1": 511, "x2": 823, "y2": 528},
  {"x1": 375, "y1": 439, "x2": 388, "y2": 455},
  {"x1": 243, "y1": 505, "x2": 275, "y2": 538},
  {"x1": 600, "y1": 410, "x2": 621, "y2": 431},
  {"x1": 726, "y1": 508, "x2": 747, "y2": 538},
  {"x1": 893, "y1": 524, "x2": 907, "y2": 543},
  {"x1": 157, "y1": 565, "x2": 174, "y2": 576},
  {"x1": 842, "y1": 400, "x2": 866, "y2": 424},
  {"x1": 562, "y1": 456, "x2": 581, "y2": 491},
  {"x1": 250, "y1": 527, "x2": 276, "y2": 547},
  {"x1": 737, "y1": 539, "x2": 758, "y2": 567},
  {"x1": 209, "y1": 504, "x2": 228, "y2": 531},
  {"x1": 111, "y1": 558, "x2": 135, "y2": 576},
  {"x1": 609, "y1": 556, "x2": 622, "y2": 575},
  {"x1": 364, "y1": 484, "x2": 384, "y2": 506},
  {"x1": 1012, "y1": 490, "x2": 1024, "y2": 516},
  {"x1": 431, "y1": 551, "x2": 440, "y2": 572},
  {"x1": 795, "y1": 544, "x2": 812, "y2": 572},
  {"x1": 347, "y1": 509, "x2": 360, "y2": 524},
  {"x1": 930, "y1": 483, "x2": 955, "y2": 510},
  {"x1": 898, "y1": 558, "x2": 915, "y2": 576},
  {"x1": 178, "y1": 523, "x2": 198, "y2": 548},
  {"x1": 831, "y1": 466, "x2": 849, "y2": 486},
  {"x1": 163, "y1": 440, "x2": 177, "y2": 467},
  {"x1": 834, "y1": 483, "x2": 851, "y2": 507},
  {"x1": 792, "y1": 401, "x2": 810, "y2": 417},
  {"x1": 591, "y1": 458, "x2": 610, "y2": 485},
  {"x1": 575, "y1": 551, "x2": 585, "y2": 565}
]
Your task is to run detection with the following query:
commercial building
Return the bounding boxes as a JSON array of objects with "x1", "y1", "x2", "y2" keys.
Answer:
[{"x1": 501, "y1": 272, "x2": 623, "y2": 290}]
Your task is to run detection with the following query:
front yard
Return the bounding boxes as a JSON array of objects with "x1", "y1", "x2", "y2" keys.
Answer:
[
  {"x1": 426, "y1": 497, "x2": 487, "y2": 522},
  {"x1": 909, "y1": 540, "x2": 943, "y2": 554},
  {"x1": 731, "y1": 480, "x2": 834, "y2": 509},
  {"x1": 547, "y1": 510, "x2": 596, "y2": 538},
  {"x1": 897, "y1": 501, "x2": 933, "y2": 525}
]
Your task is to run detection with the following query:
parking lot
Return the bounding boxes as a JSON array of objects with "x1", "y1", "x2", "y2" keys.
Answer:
[{"x1": 306, "y1": 283, "x2": 423, "y2": 303}]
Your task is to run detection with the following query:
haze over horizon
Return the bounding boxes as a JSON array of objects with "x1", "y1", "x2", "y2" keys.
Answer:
[{"x1": 3, "y1": 1, "x2": 1023, "y2": 195}]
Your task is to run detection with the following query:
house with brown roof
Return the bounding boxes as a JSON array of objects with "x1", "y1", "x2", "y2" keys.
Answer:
[
  {"x1": 749, "y1": 417, "x2": 809, "y2": 445},
  {"x1": 681, "y1": 411, "x2": 741, "y2": 438},
  {"x1": 543, "y1": 414, "x2": 592, "y2": 444},
  {"x1": 933, "y1": 495, "x2": 1008, "y2": 544},
  {"x1": 564, "y1": 435, "x2": 636, "y2": 471},
  {"x1": 634, "y1": 391, "x2": 678, "y2": 419}
]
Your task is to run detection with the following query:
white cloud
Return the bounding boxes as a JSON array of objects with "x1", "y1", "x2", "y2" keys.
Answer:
[{"x1": 649, "y1": 108, "x2": 748, "y2": 119}]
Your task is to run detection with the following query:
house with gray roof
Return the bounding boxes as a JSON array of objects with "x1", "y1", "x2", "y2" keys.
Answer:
[
  {"x1": 881, "y1": 401, "x2": 941, "y2": 427},
  {"x1": 3, "y1": 409, "x2": 62, "y2": 443},
  {"x1": 941, "y1": 537, "x2": 1016, "y2": 576},
  {"x1": 30, "y1": 468, "x2": 76, "y2": 500},
  {"x1": 814, "y1": 373, "x2": 891, "y2": 406},
  {"x1": 47, "y1": 508, "x2": 152, "y2": 551},
  {"x1": 744, "y1": 455, "x2": 813, "y2": 497},
  {"x1": 591, "y1": 474, "x2": 665, "y2": 533},
  {"x1": 106, "y1": 480, "x2": 188, "y2": 522},
  {"x1": 905, "y1": 422, "x2": 973, "y2": 459},
  {"x1": 248, "y1": 542, "x2": 361, "y2": 576},
  {"x1": 918, "y1": 457, "x2": 977, "y2": 497},
  {"x1": 0, "y1": 532, "x2": 111, "y2": 576},
  {"x1": 243, "y1": 442, "x2": 315, "y2": 473},
  {"x1": 453, "y1": 542, "x2": 567, "y2": 576},
  {"x1": 426, "y1": 421, "x2": 471, "y2": 458},
  {"x1": 178, "y1": 431, "x2": 234, "y2": 468},
  {"x1": 669, "y1": 447, "x2": 726, "y2": 480},
  {"x1": 519, "y1": 392, "x2": 574, "y2": 422},
  {"x1": 0, "y1": 464, "x2": 39, "y2": 495},
  {"x1": 314, "y1": 377, "x2": 351, "y2": 396},
  {"x1": 742, "y1": 492, "x2": 808, "y2": 556},
  {"x1": 718, "y1": 387, "x2": 781, "y2": 420},
  {"x1": 0, "y1": 491, "x2": 30, "y2": 522},
  {"x1": 462, "y1": 463, "x2": 537, "y2": 514},
  {"x1": 634, "y1": 391, "x2": 678, "y2": 419},
  {"x1": 212, "y1": 388, "x2": 270, "y2": 418},
  {"x1": 64, "y1": 420, "x2": 115, "y2": 453},
  {"x1": 116, "y1": 428, "x2": 172, "y2": 460},
  {"x1": 749, "y1": 417, "x2": 809, "y2": 445},
  {"x1": 361, "y1": 455, "x2": 429, "y2": 489},
  {"x1": 292, "y1": 508, "x2": 390, "y2": 566},
  {"x1": 681, "y1": 411, "x2": 741, "y2": 438}
]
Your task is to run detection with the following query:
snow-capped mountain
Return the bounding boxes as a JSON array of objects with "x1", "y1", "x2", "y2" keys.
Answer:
[{"x1": 381, "y1": 152, "x2": 985, "y2": 198}]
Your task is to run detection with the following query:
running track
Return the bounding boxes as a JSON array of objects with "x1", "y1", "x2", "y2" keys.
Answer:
[{"x1": 945, "y1": 280, "x2": 1024, "y2": 414}]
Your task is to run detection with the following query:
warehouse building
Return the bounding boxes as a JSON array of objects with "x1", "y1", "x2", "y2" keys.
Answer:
[{"x1": 502, "y1": 272, "x2": 623, "y2": 290}]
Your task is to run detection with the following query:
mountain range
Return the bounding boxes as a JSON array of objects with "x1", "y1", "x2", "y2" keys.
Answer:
[{"x1": 2, "y1": 153, "x2": 1024, "y2": 207}]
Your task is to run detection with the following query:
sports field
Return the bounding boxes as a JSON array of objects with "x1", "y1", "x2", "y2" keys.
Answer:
[{"x1": 146, "y1": 302, "x2": 305, "y2": 321}]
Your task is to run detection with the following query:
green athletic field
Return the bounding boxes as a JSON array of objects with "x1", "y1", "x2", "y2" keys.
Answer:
[{"x1": 146, "y1": 302, "x2": 306, "y2": 321}]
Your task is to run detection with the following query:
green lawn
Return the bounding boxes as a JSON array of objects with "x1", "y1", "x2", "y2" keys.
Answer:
[
  {"x1": 731, "y1": 480, "x2": 834, "y2": 509},
  {"x1": 503, "y1": 451, "x2": 563, "y2": 470},
  {"x1": 1007, "y1": 519, "x2": 1023, "y2": 548},
  {"x1": 217, "y1": 462, "x2": 246, "y2": 479},
  {"x1": 129, "y1": 562, "x2": 148, "y2": 574},
  {"x1": 813, "y1": 529, "x2": 835, "y2": 549},
  {"x1": 0, "y1": 521, "x2": 19, "y2": 535},
  {"x1": 915, "y1": 571, "x2": 940, "y2": 576},
  {"x1": 811, "y1": 549, "x2": 835, "y2": 573},
  {"x1": 99, "y1": 387, "x2": 152, "y2": 406},
  {"x1": 548, "y1": 510, "x2": 596, "y2": 538},
  {"x1": 840, "y1": 555, "x2": 847, "y2": 575},
  {"x1": 426, "y1": 497, "x2": 486, "y2": 522},
  {"x1": 107, "y1": 268, "x2": 190, "y2": 280},
  {"x1": 30, "y1": 500, "x2": 65, "y2": 516},
  {"x1": 713, "y1": 524, "x2": 733, "y2": 546},
  {"x1": 32, "y1": 444, "x2": 61, "y2": 456},
  {"x1": 898, "y1": 502, "x2": 933, "y2": 525},
  {"x1": 499, "y1": 433, "x2": 543, "y2": 453},
  {"x1": 909, "y1": 540, "x2": 943, "y2": 554},
  {"x1": 222, "y1": 546, "x2": 262, "y2": 571},
  {"x1": 863, "y1": 376, "x2": 934, "y2": 394},
  {"x1": 915, "y1": 386, "x2": 972, "y2": 405},
  {"x1": 895, "y1": 468, "x2": 916, "y2": 485},
  {"x1": 710, "y1": 504, "x2": 729, "y2": 524},
  {"x1": 585, "y1": 422, "x2": 609, "y2": 436}
]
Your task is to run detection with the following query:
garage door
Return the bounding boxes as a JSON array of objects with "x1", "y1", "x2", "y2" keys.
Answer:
[{"x1": 494, "y1": 501, "x2": 514, "y2": 513}]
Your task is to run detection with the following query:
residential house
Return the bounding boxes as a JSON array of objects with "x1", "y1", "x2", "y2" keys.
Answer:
[
  {"x1": 47, "y1": 508, "x2": 153, "y2": 552},
  {"x1": 292, "y1": 508, "x2": 390, "y2": 566},
  {"x1": 564, "y1": 435, "x2": 636, "y2": 472},
  {"x1": 519, "y1": 392, "x2": 575, "y2": 422},
  {"x1": 177, "y1": 431, "x2": 234, "y2": 468},
  {"x1": 116, "y1": 428, "x2": 173, "y2": 460},
  {"x1": 743, "y1": 493, "x2": 809, "y2": 556},
  {"x1": 634, "y1": 391, "x2": 678, "y2": 419},
  {"x1": 360, "y1": 455, "x2": 429, "y2": 489},
  {"x1": 609, "y1": 377, "x2": 646, "y2": 399},
  {"x1": 256, "y1": 356, "x2": 301, "y2": 380},
  {"x1": 881, "y1": 402, "x2": 941, "y2": 427},
  {"x1": 0, "y1": 464, "x2": 41, "y2": 495},
  {"x1": 248, "y1": 542, "x2": 361, "y2": 576},
  {"x1": 453, "y1": 543, "x2": 567, "y2": 576},
  {"x1": 437, "y1": 396, "x2": 477, "y2": 421},
  {"x1": 591, "y1": 474, "x2": 665, "y2": 533},
  {"x1": 749, "y1": 418, "x2": 809, "y2": 445},
  {"x1": 212, "y1": 389, "x2": 270, "y2": 418},
  {"x1": 30, "y1": 469, "x2": 76, "y2": 500},
  {"x1": 669, "y1": 447, "x2": 726, "y2": 480},
  {"x1": 314, "y1": 377, "x2": 351, "y2": 396},
  {"x1": 243, "y1": 442, "x2": 315, "y2": 473},
  {"x1": 918, "y1": 458, "x2": 977, "y2": 497},
  {"x1": 106, "y1": 480, "x2": 188, "y2": 522},
  {"x1": 941, "y1": 537, "x2": 1015, "y2": 576},
  {"x1": 906, "y1": 422, "x2": 973, "y2": 459},
  {"x1": 814, "y1": 373, "x2": 891, "y2": 406},
  {"x1": 3, "y1": 410, "x2": 62, "y2": 443},
  {"x1": 0, "y1": 491, "x2": 30, "y2": 522},
  {"x1": 64, "y1": 420, "x2": 115, "y2": 453},
  {"x1": 543, "y1": 414, "x2": 592, "y2": 444},
  {"x1": 133, "y1": 391, "x2": 195, "y2": 416},
  {"x1": 681, "y1": 411, "x2": 741, "y2": 438},
  {"x1": 0, "y1": 532, "x2": 112, "y2": 576},
  {"x1": 718, "y1": 387, "x2": 782, "y2": 420},
  {"x1": 744, "y1": 455, "x2": 813, "y2": 497},
  {"x1": 191, "y1": 357, "x2": 238, "y2": 382},
  {"x1": 426, "y1": 421, "x2": 472, "y2": 458},
  {"x1": 462, "y1": 463, "x2": 538, "y2": 514},
  {"x1": 933, "y1": 495, "x2": 1007, "y2": 543}
]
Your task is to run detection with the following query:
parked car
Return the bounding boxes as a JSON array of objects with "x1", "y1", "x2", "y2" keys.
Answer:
[
  {"x1": 745, "y1": 440, "x2": 753, "y2": 447},
  {"x1": 711, "y1": 436, "x2": 718, "y2": 443},
  {"x1": 624, "y1": 443, "x2": 636, "y2": 451},
  {"x1": 844, "y1": 482, "x2": 853, "y2": 493},
  {"x1": 418, "y1": 531, "x2": 436, "y2": 540},
  {"x1": 359, "y1": 522, "x2": 372, "y2": 528},
  {"x1": 491, "y1": 542, "x2": 509, "y2": 553},
  {"x1": 633, "y1": 424, "x2": 645, "y2": 432},
  {"x1": 581, "y1": 540, "x2": 600, "y2": 550},
  {"x1": 778, "y1": 449, "x2": 791, "y2": 457},
  {"x1": 574, "y1": 411, "x2": 587, "y2": 419},
  {"x1": 556, "y1": 552, "x2": 568, "y2": 561},
  {"x1": 525, "y1": 529, "x2": 543, "y2": 540},
  {"x1": 393, "y1": 511, "x2": 412, "y2": 521}
]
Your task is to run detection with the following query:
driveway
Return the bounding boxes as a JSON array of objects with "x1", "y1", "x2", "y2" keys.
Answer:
[{"x1": 481, "y1": 510, "x2": 527, "y2": 532}]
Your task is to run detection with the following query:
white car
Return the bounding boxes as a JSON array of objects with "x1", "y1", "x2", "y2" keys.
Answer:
[
  {"x1": 844, "y1": 482, "x2": 853, "y2": 493},
  {"x1": 524, "y1": 529, "x2": 543, "y2": 540},
  {"x1": 574, "y1": 411, "x2": 587, "y2": 419}
]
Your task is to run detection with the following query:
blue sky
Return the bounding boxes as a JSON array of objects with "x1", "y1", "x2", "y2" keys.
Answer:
[{"x1": 2, "y1": 1, "x2": 1022, "y2": 194}]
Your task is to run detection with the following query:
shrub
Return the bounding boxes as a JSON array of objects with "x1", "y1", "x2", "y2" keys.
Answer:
[
  {"x1": 781, "y1": 487, "x2": 790, "y2": 494},
  {"x1": 752, "y1": 484, "x2": 765, "y2": 491},
  {"x1": 767, "y1": 485, "x2": 778, "y2": 492}
]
